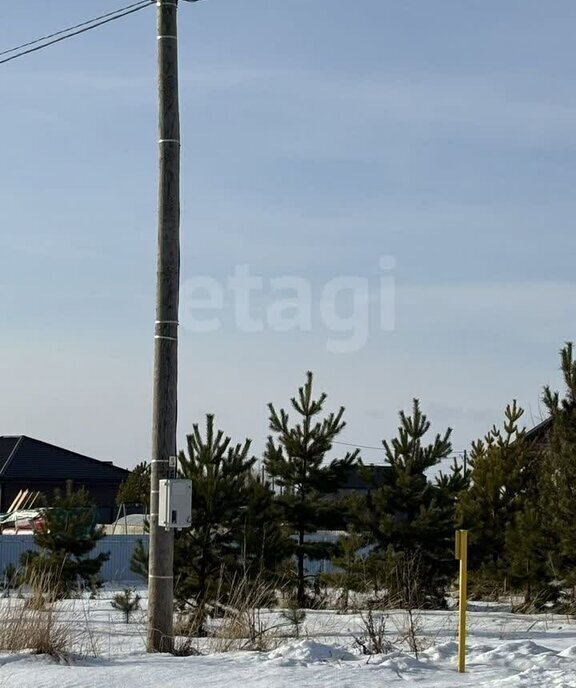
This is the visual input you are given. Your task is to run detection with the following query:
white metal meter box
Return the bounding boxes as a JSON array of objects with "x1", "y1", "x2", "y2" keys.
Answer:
[{"x1": 158, "y1": 479, "x2": 192, "y2": 529}]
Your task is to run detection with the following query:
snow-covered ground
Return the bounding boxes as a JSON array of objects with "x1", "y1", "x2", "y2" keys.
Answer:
[{"x1": 2, "y1": 592, "x2": 576, "y2": 687}]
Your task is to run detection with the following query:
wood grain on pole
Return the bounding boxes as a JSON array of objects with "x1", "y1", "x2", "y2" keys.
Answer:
[{"x1": 147, "y1": 0, "x2": 180, "y2": 654}]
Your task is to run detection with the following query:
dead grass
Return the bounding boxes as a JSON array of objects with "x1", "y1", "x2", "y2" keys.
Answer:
[
  {"x1": 0, "y1": 597, "x2": 85, "y2": 659},
  {"x1": 352, "y1": 608, "x2": 394, "y2": 655},
  {"x1": 0, "y1": 568, "x2": 99, "y2": 660},
  {"x1": 174, "y1": 572, "x2": 287, "y2": 653}
]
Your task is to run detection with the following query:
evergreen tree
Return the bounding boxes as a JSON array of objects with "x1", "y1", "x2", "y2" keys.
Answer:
[
  {"x1": 264, "y1": 371, "x2": 360, "y2": 608},
  {"x1": 538, "y1": 342, "x2": 576, "y2": 602},
  {"x1": 321, "y1": 530, "x2": 371, "y2": 609},
  {"x1": 242, "y1": 473, "x2": 292, "y2": 581},
  {"x1": 174, "y1": 415, "x2": 256, "y2": 609},
  {"x1": 460, "y1": 345, "x2": 576, "y2": 609},
  {"x1": 111, "y1": 588, "x2": 141, "y2": 623},
  {"x1": 22, "y1": 482, "x2": 109, "y2": 597},
  {"x1": 116, "y1": 461, "x2": 150, "y2": 511},
  {"x1": 130, "y1": 539, "x2": 149, "y2": 580},
  {"x1": 505, "y1": 504, "x2": 555, "y2": 609},
  {"x1": 361, "y1": 399, "x2": 461, "y2": 607},
  {"x1": 458, "y1": 401, "x2": 528, "y2": 584},
  {"x1": 118, "y1": 465, "x2": 151, "y2": 579}
]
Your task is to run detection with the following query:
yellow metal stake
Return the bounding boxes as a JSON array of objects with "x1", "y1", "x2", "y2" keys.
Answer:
[{"x1": 455, "y1": 529, "x2": 468, "y2": 673}]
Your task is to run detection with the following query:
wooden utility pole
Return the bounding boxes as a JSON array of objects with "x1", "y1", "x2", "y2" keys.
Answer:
[{"x1": 147, "y1": 0, "x2": 181, "y2": 654}]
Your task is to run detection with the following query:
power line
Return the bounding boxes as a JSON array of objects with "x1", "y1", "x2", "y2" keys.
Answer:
[
  {"x1": 333, "y1": 439, "x2": 467, "y2": 455},
  {"x1": 333, "y1": 440, "x2": 384, "y2": 451},
  {"x1": 0, "y1": 1, "x2": 153, "y2": 57},
  {"x1": 0, "y1": 0, "x2": 154, "y2": 66}
]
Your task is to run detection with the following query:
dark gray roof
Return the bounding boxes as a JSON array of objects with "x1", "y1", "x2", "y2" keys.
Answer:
[
  {"x1": 0, "y1": 436, "x2": 22, "y2": 474},
  {"x1": 342, "y1": 464, "x2": 392, "y2": 490},
  {"x1": 0, "y1": 436, "x2": 129, "y2": 482},
  {"x1": 525, "y1": 417, "x2": 553, "y2": 441}
]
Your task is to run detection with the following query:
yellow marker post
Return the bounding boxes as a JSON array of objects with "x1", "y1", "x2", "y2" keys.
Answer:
[{"x1": 455, "y1": 529, "x2": 468, "y2": 673}]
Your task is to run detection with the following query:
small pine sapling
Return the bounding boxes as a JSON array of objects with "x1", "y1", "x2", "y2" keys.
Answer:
[
  {"x1": 281, "y1": 601, "x2": 306, "y2": 638},
  {"x1": 111, "y1": 588, "x2": 141, "y2": 623}
]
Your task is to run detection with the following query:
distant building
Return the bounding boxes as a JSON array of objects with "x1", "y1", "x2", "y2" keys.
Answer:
[
  {"x1": 524, "y1": 417, "x2": 553, "y2": 452},
  {"x1": 336, "y1": 464, "x2": 392, "y2": 497},
  {"x1": 0, "y1": 435, "x2": 129, "y2": 523}
]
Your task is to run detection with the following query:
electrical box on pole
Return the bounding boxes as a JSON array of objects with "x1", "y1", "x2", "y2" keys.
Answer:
[{"x1": 158, "y1": 479, "x2": 192, "y2": 530}]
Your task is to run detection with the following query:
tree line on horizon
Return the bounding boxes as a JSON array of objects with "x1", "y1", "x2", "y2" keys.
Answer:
[
  {"x1": 118, "y1": 341, "x2": 576, "y2": 614},
  {"x1": 8, "y1": 342, "x2": 576, "y2": 617}
]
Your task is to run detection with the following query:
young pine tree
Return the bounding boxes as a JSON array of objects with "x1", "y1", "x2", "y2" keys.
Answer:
[
  {"x1": 130, "y1": 539, "x2": 149, "y2": 580},
  {"x1": 111, "y1": 588, "x2": 141, "y2": 623},
  {"x1": 174, "y1": 415, "x2": 256, "y2": 609},
  {"x1": 322, "y1": 531, "x2": 371, "y2": 610},
  {"x1": 362, "y1": 399, "x2": 461, "y2": 607},
  {"x1": 264, "y1": 371, "x2": 360, "y2": 608},
  {"x1": 119, "y1": 464, "x2": 151, "y2": 580},
  {"x1": 505, "y1": 504, "x2": 554, "y2": 610},
  {"x1": 241, "y1": 473, "x2": 292, "y2": 582},
  {"x1": 538, "y1": 342, "x2": 576, "y2": 603},
  {"x1": 116, "y1": 461, "x2": 150, "y2": 512},
  {"x1": 22, "y1": 482, "x2": 109, "y2": 597},
  {"x1": 489, "y1": 345, "x2": 576, "y2": 610},
  {"x1": 458, "y1": 401, "x2": 528, "y2": 586}
]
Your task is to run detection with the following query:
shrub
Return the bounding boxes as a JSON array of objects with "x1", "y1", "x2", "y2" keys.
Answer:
[
  {"x1": 111, "y1": 588, "x2": 141, "y2": 623},
  {"x1": 21, "y1": 482, "x2": 109, "y2": 598}
]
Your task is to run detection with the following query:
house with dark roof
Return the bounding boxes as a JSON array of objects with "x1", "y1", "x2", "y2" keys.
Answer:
[
  {"x1": 336, "y1": 464, "x2": 392, "y2": 497},
  {"x1": 525, "y1": 417, "x2": 553, "y2": 445},
  {"x1": 0, "y1": 436, "x2": 129, "y2": 523}
]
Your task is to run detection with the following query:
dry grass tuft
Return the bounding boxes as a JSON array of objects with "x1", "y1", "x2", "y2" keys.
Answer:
[
  {"x1": 209, "y1": 573, "x2": 283, "y2": 652},
  {"x1": 0, "y1": 568, "x2": 99, "y2": 660},
  {"x1": 174, "y1": 572, "x2": 285, "y2": 653},
  {"x1": 0, "y1": 598, "x2": 71, "y2": 659}
]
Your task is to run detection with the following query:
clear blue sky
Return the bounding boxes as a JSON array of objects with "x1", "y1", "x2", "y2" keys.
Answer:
[{"x1": 1, "y1": 0, "x2": 575, "y2": 468}]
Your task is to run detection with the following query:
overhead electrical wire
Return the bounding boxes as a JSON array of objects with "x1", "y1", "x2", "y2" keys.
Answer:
[
  {"x1": 332, "y1": 440, "x2": 385, "y2": 451},
  {"x1": 0, "y1": 0, "x2": 155, "y2": 66},
  {"x1": 332, "y1": 439, "x2": 467, "y2": 456},
  {"x1": 0, "y1": 3, "x2": 475, "y2": 472},
  {"x1": 0, "y1": 0, "x2": 153, "y2": 57}
]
